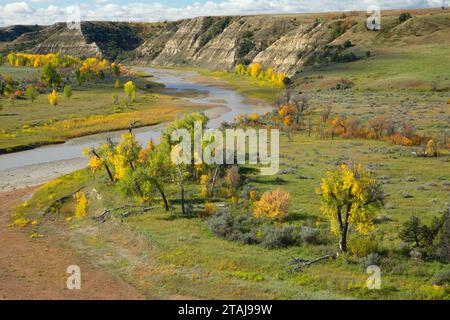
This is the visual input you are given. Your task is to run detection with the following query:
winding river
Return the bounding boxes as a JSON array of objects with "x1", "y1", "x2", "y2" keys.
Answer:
[{"x1": 0, "y1": 68, "x2": 273, "y2": 191}]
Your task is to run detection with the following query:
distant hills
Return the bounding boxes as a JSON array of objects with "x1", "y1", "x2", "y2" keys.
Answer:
[{"x1": 1, "y1": 8, "x2": 449, "y2": 76}]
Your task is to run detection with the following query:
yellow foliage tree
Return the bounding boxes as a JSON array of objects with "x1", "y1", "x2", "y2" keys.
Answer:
[
  {"x1": 200, "y1": 174, "x2": 210, "y2": 198},
  {"x1": 246, "y1": 112, "x2": 260, "y2": 122},
  {"x1": 253, "y1": 188, "x2": 291, "y2": 220},
  {"x1": 202, "y1": 202, "x2": 218, "y2": 218},
  {"x1": 249, "y1": 63, "x2": 262, "y2": 78},
  {"x1": 47, "y1": 90, "x2": 58, "y2": 107},
  {"x1": 425, "y1": 139, "x2": 437, "y2": 157},
  {"x1": 123, "y1": 81, "x2": 136, "y2": 102},
  {"x1": 235, "y1": 63, "x2": 246, "y2": 75},
  {"x1": 74, "y1": 191, "x2": 88, "y2": 220},
  {"x1": 318, "y1": 164, "x2": 384, "y2": 253}
]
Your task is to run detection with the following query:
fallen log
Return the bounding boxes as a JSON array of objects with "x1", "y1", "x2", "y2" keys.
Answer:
[
  {"x1": 92, "y1": 205, "x2": 153, "y2": 223},
  {"x1": 289, "y1": 254, "x2": 336, "y2": 272}
]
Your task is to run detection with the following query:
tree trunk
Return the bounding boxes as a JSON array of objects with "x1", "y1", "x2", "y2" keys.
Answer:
[
  {"x1": 308, "y1": 117, "x2": 312, "y2": 137},
  {"x1": 128, "y1": 160, "x2": 143, "y2": 198},
  {"x1": 339, "y1": 231, "x2": 348, "y2": 253},
  {"x1": 339, "y1": 206, "x2": 351, "y2": 253},
  {"x1": 92, "y1": 149, "x2": 114, "y2": 182},
  {"x1": 210, "y1": 165, "x2": 221, "y2": 197},
  {"x1": 154, "y1": 179, "x2": 169, "y2": 211},
  {"x1": 177, "y1": 166, "x2": 186, "y2": 215}
]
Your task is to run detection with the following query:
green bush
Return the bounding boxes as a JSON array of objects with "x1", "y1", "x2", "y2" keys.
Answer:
[
  {"x1": 348, "y1": 237, "x2": 379, "y2": 257},
  {"x1": 360, "y1": 253, "x2": 381, "y2": 270},
  {"x1": 208, "y1": 212, "x2": 257, "y2": 245},
  {"x1": 64, "y1": 84, "x2": 72, "y2": 99},
  {"x1": 261, "y1": 225, "x2": 302, "y2": 249},
  {"x1": 343, "y1": 40, "x2": 353, "y2": 48},
  {"x1": 430, "y1": 269, "x2": 450, "y2": 286},
  {"x1": 399, "y1": 12, "x2": 412, "y2": 23},
  {"x1": 208, "y1": 213, "x2": 313, "y2": 249}
]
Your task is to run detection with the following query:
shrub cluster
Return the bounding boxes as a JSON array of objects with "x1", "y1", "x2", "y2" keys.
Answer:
[{"x1": 208, "y1": 212, "x2": 323, "y2": 249}]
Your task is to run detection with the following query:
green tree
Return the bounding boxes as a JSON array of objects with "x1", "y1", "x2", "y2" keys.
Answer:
[
  {"x1": 318, "y1": 164, "x2": 384, "y2": 253},
  {"x1": 399, "y1": 216, "x2": 425, "y2": 248},
  {"x1": 64, "y1": 84, "x2": 73, "y2": 99},
  {"x1": 75, "y1": 70, "x2": 84, "y2": 86},
  {"x1": 136, "y1": 140, "x2": 172, "y2": 211},
  {"x1": 25, "y1": 86, "x2": 39, "y2": 103},
  {"x1": 41, "y1": 64, "x2": 62, "y2": 88},
  {"x1": 164, "y1": 113, "x2": 209, "y2": 215},
  {"x1": 111, "y1": 62, "x2": 121, "y2": 78}
]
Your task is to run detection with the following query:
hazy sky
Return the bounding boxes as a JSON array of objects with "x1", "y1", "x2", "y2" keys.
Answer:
[{"x1": 0, "y1": 0, "x2": 446, "y2": 26}]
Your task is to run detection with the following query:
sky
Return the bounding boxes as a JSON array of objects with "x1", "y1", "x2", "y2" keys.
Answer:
[{"x1": 0, "y1": 0, "x2": 446, "y2": 26}]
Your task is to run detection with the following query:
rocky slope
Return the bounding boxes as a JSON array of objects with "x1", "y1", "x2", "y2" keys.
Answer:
[
  {"x1": 1, "y1": 8, "x2": 448, "y2": 76},
  {"x1": 32, "y1": 24, "x2": 102, "y2": 57}
]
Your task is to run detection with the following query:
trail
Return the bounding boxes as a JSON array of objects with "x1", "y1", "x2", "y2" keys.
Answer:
[{"x1": 0, "y1": 187, "x2": 144, "y2": 300}]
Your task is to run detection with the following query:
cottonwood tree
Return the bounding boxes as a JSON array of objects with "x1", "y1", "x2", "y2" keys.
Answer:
[
  {"x1": 25, "y1": 86, "x2": 39, "y2": 104},
  {"x1": 41, "y1": 64, "x2": 62, "y2": 88},
  {"x1": 163, "y1": 113, "x2": 209, "y2": 215},
  {"x1": 369, "y1": 115, "x2": 392, "y2": 139},
  {"x1": 290, "y1": 93, "x2": 309, "y2": 126},
  {"x1": 318, "y1": 164, "x2": 384, "y2": 253},
  {"x1": 136, "y1": 140, "x2": 172, "y2": 211}
]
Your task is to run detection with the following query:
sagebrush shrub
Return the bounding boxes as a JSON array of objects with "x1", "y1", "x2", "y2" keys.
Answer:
[
  {"x1": 261, "y1": 225, "x2": 301, "y2": 249},
  {"x1": 360, "y1": 253, "x2": 381, "y2": 270},
  {"x1": 208, "y1": 212, "x2": 257, "y2": 244},
  {"x1": 430, "y1": 270, "x2": 450, "y2": 286},
  {"x1": 348, "y1": 237, "x2": 379, "y2": 257},
  {"x1": 299, "y1": 226, "x2": 321, "y2": 244}
]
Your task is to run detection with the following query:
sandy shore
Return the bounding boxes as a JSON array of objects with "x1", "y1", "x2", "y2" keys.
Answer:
[{"x1": 0, "y1": 157, "x2": 88, "y2": 192}]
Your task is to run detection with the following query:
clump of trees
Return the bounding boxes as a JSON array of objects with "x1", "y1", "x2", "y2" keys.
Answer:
[
  {"x1": 3, "y1": 52, "x2": 128, "y2": 108},
  {"x1": 235, "y1": 63, "x2": 288, "y2": 88},
  {"x1": 0, "y1": 75, "x2": 22, "y2": 105},
  {"x1": 85, "y1": 114, "x2": 229, "y2": 215},
  {"x1": 400, "y1": 209, "x2": 450, "y2": 262},
  {"x1": 41, "y1": 64, "x2": 62, "y2": 88}
]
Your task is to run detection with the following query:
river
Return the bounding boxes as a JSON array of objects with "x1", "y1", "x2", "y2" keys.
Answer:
[{"x1": 0, "y1": 68, "x2": 273, "y2": 191}]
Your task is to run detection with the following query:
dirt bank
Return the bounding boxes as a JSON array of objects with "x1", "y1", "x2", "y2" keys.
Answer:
[{"x1": 0, "y1": 186, "x2": 144, "y2": 299}]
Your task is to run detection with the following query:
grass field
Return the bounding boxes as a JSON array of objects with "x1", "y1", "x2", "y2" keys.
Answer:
[
  {"x1": 186, "y1": 39, "x2": 450, "y2": 138},
  {"x1": 14, "y1": 132, "x2": 450, "y2": 299},
  {"x1": 198, "y1": 69, "x2": 282, "y2": 103},
  {"x1": 0, "y1": 66, "x2": 214, "y2": 153}
]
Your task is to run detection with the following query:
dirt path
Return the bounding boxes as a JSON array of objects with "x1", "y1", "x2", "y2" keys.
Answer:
[{"x1": 0, "y1": 187, "x2": 144, "y2": 300}]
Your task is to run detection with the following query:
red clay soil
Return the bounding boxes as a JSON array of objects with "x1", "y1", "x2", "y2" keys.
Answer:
[{"x1": 0, "y1": 187, "x2": 144, "y2": 300}]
